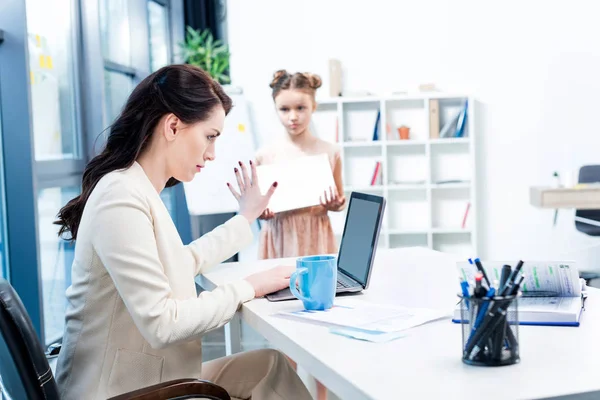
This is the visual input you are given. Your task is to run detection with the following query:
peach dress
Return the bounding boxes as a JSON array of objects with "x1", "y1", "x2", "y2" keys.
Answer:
[{"x1": 255, "y1": 138, "x2": 340, "y2": 260}]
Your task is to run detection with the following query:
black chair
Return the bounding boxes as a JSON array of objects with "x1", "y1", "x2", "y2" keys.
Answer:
[
  {"x1": 574, "y1": 165, "x2": 600, "y2": 285},
  {"x1": 0, "y1": 278, "x2": 230, "y2": 400}
]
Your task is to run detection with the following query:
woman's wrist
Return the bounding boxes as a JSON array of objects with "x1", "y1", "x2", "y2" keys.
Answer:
[{"x1": 241, "y1": 212, "x2": 255, "y2": 225}]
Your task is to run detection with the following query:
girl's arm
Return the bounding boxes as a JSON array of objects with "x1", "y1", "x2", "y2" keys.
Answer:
[
  {"x1": 330, "y1": 153, "x2": 346, "y2": 211},
  {"x1": 320, "y1": 150, "x2": 346, "y2": 212}
]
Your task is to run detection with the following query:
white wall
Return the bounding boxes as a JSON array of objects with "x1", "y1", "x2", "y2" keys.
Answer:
[{"x1": 227, "y1": 0, "x2": 600, "y2": 262}]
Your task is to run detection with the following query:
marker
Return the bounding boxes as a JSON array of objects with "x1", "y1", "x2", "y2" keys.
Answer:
[
  {"x1": 474, "y1": 273, "x2": 486, "y2": 298},
  {"x1": 499, "y1": 264, "x2": 512, "y2": 289},
  {"x1": 474, "y1": 258, "x2": 491, "y2": 288}
]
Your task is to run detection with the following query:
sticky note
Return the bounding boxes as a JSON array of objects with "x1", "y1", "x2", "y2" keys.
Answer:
[
  {"x1": 238, "y1": 123, "x2": 245, "y2": 132},
  {"x1": 35, "y1": 35, "x2": 41, "y2": 48},
  {"x1": 39, "y1": 55, "x2": 46, "y2": 69},
  {"x1": 47, "y1": 56, "x2": 53, "y2": 70}
]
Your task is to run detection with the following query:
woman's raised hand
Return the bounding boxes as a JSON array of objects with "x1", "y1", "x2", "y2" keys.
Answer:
[{"x1": 227, "y1": 160, "x2": 277, "y2": 223}]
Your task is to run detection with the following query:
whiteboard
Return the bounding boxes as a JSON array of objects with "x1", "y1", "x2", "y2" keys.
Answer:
[{"x1": 183, "y1": 90, "x2": 258, "y2": 215}]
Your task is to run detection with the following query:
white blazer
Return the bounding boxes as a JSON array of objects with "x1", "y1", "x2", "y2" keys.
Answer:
[{"x1": 55, "y1": 162, "x2": 255, "y2": 400}]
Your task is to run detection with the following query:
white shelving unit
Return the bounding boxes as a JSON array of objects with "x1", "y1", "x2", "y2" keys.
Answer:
[{"x1": 312, "y1": 93, "x2": 477, "y2": 257}]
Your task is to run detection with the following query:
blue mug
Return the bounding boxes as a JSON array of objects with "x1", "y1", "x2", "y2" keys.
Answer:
[{"x1": 289, "y1": 255, "x2": 337, "y2": 310}]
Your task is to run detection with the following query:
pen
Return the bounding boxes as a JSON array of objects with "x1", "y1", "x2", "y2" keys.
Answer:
[
  {"x1": 499, "y1": 264, "x2": 512, "y2": 289},
  {"x1": 498, "y1": 262, "x2": 523, "y2": 296},
  {"x1": 504, "y1": 260, "x2": 524, "y2": 292},
  {"x1": 465, "y1": 285, "x2": 496, "y2": 349},
  {"x1": 460, "y1": 278, "x2": 470, "y2": 310},
  {"x1": 492, "y1": 266, "x2": 511, "y2": 359},
  {"x1": 474, "y1": 258, "x2": 492, "y2": 288}
]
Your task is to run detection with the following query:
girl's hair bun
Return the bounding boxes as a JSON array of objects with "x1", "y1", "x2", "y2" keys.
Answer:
[
  {"x1": 270, "y1": 69, "x2": 289, "y2": 88},
  {"x1": 306, "y1": 73, "x2": 322, "y2": 89}
]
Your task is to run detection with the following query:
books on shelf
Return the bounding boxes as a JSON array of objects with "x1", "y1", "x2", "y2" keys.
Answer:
[
  {"x1": 370, "y1": 161, "x2": 382, "y2": 186},
  {"x1": 461, "y1": 202, "x2": 471, "y2": 229},
  {"x1": 373, "y1": 110, "x2": 381, "y2": 141},
  {"x1": 439, "y1": 100, "x2": 468, "y2": 138},
  {"x1": 429, "y1": 99, "x2": 440, "y2": 139},
  {"x1": 453, "y1": 260, "x2": 585, "y2": 326}
]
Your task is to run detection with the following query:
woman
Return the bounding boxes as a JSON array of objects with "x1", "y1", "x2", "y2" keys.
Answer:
[{"x1": 53, "y1": 64, "x2": 312, "y2": 400}]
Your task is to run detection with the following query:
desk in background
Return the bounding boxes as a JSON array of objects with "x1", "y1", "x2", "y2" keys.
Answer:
[
  {"x1": 197, "y1": 247, "x2": 600, "y2": 400},
  {"x1": 530, "y1": 185, "x2": 600, "y2": 210}
]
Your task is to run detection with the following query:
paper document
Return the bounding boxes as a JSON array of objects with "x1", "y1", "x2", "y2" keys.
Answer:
[
  {"x1": 329, "y1": 327, "x2": 407, "y2": 343},
  {"x1": 256, "y1": 154, "x2": 335, "y2": 213},
  {"x1": 275, "y1": 298, "x2": 449, "y2": 333}
]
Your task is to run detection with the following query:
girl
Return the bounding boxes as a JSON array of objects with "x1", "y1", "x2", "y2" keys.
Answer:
[
  {"x1": 256, "y1": 70, "x2": 346, "y2": 259},
  {"x1": 53, "y1": 64, "x2": 312, "y2": 400}
]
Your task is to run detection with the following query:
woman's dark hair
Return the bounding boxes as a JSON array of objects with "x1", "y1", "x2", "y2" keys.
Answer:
[
  {"x1": 55, "y1": 64, "x2": 232, "y2": 241},
  {"x1": 269, "y1": 69, "x2": 322, "y2": 100}
]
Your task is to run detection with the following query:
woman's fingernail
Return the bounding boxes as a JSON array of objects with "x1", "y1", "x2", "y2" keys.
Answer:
[
  {"x1": 226, "y1": 182, "x2": 230, "y2": 186},
  {"x1": 273, "y1": 182, "x2": 278, "y2": 187},
  {"x1": 234, "y1": 168, "x2": 238, "y2": 172},
  {"x1": 238, "y1": 161, "x2": 242, "y2": 166},
  {"x1": 249, "y1": 160, "x2": 253, "y2": 165}
]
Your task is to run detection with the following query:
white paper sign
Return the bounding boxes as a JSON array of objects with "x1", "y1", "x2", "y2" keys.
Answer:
[{"x1": 256, "y1": 154, "x2": 335, "y2": 213}]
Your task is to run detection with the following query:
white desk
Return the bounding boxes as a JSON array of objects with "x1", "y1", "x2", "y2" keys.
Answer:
[{"x1": 197, "y1": 247, "x2": 600, "y2": 400}]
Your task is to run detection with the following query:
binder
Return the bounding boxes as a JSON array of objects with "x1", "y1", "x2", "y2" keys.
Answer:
[
  {"x1": 429, "y1": 99, "x2": 440, "y2": 138},
  {"x1": 328, "y1": 59, "x2": 342, "y2": 97}
]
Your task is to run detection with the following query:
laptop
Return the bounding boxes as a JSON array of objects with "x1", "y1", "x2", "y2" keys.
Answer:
[{"x1": 265, "y1": 191, "x2": 386, "y2": 302}]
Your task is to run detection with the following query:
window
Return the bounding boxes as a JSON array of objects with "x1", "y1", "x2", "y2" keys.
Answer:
[
  {"x1": 2, "y1": 0, "x2": 186, "y2": 347},
  {"x1": 100, "y1": 0, "x2": 136, "y2": 126},
  {"x1": 104, "y1": 70, "x2": 135, "y2": 123},
  {"x1": 99, "y1": 0, "x2": 131, "y2": 66},
  {"x1": 148, "y1": 1, "x2": 170, "y2": 72},
  {"x1": 25, "y1": 0, "x2": 80, "y2": 161},
  {"x1": 38, "y1": 186, "x2": 79, "y2": 344}
]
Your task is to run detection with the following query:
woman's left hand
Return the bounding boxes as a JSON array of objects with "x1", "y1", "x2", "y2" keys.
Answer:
[{"x1": 320, "y1": 186, "x2": 345, "y2": 211}]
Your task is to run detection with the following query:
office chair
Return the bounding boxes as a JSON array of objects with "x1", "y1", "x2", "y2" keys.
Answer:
[
  {"x1": 574, "y1": 165, "x2": 600, "y2": 286},
  {"x1": 0, "y1": 278, "x2": 230, "y2": 400}
]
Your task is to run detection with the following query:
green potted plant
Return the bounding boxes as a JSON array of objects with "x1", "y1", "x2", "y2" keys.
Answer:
[{"x1": 179, "y1": 26, "x2": 231, "y2": 84}]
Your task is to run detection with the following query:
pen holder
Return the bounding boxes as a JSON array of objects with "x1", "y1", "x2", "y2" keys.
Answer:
[{"x1": 458, "y1": 294, "x2": 520, "y2": 367}]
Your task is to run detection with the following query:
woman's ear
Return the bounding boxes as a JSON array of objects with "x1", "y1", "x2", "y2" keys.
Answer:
[{"x1": 163, "y1": 113, "x2": 179, "y2": 142}]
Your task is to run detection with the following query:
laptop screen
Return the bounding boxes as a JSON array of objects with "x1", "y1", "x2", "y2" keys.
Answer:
[{"x1": 337, "y1": 193, "x2": 385, "y2": 286}]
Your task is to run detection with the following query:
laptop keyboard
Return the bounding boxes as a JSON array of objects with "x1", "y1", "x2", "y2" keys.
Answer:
[{"x1": 336, "y1": 275, "x2": 354, "y2": 289}]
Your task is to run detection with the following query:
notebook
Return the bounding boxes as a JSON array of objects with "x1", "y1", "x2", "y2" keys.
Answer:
[{"x1": 452, "y1": 260, "x2": 586, "y2": 327}]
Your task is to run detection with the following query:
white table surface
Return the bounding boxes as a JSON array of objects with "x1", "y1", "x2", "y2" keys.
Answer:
[{"x1": 197, "y1": 247, "x2": 600, "y2": 400}]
